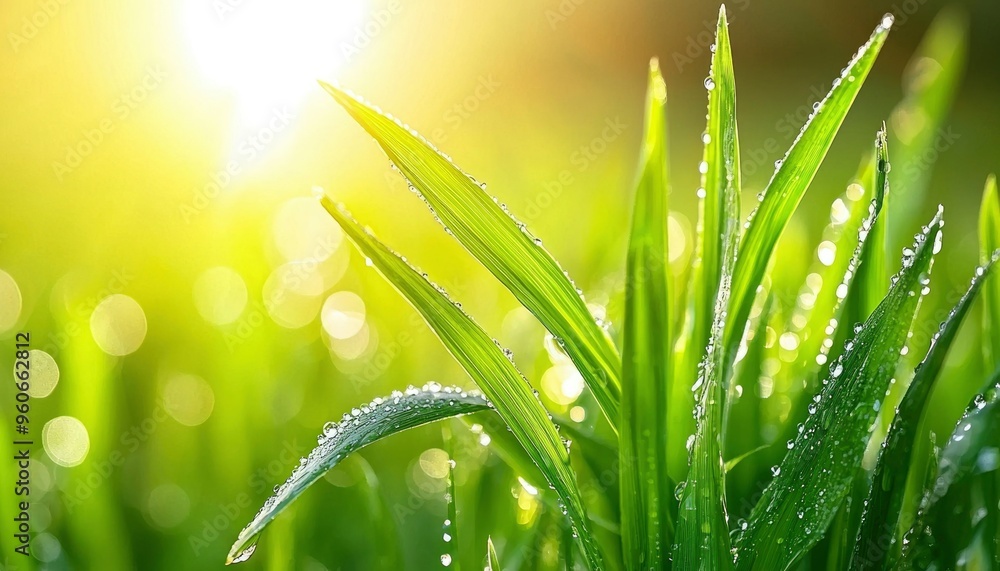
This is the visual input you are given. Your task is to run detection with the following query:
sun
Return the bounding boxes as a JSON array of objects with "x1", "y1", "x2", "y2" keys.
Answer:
[{"x1": 182, "y1": 0, "x2": 366, "y2": 126}]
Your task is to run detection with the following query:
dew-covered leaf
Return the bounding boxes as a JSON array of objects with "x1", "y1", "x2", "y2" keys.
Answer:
[
  {"x1": 724, "y1": 15, "x2": 893, "y2": 363},
  {"x1": 320, "y1": 81, "x2": 622, "y2": 432},
  {"x1": 673, "y1": 4, "x2": 742, "y2": 483},
  {"x1": 896, "y1": 368, "x2": 1000, "y2": 569},
  {"x1": 316, "y1": 197, "x2": 606, "y2": 569},
  {"x1": 227, "y1": 385, "x2": 489, "y2": 564},
  {"x1": 851, "y1": 259, "x2": 996, "y2": 570},
  {"x1": 673, "y1": 14, "x2": 741, "y2": 558},
  {"x1": 618, "y1": 58, "x2": 674, "y2": 570},
  {"x1": 734, "y1": 208, "x2": 943, "y2": 571}
]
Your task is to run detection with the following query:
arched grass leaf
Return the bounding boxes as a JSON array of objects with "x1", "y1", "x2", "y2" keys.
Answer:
[
  {"x1": 734, "y1": 208, "x2": 943, "y2": 571},
  {"x1": 319, "y1": 81, "x2": 622, "y2": 433},
  {"x1": 226, "y1": 385, "x2": 490, "y2": 564},
  {"x1": 317, "y1": 196, "x2": 606, "y2": 569},
  {"x1": 724, "y1": 15, "x2": 893, "y2": 364}
]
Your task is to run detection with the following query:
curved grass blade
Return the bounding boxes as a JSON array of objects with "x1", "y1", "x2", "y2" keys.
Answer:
[
  {"x1": 734, "y1": 209, "x2": 943, "y2": 571},
  {"x1": 850, "y1": 259, "x2": 996, "y2": 570},
  {"x1": 724, "y1": 15, "x2": 894, "y2": 363},
  {"x1": 318, "y1": 197, "x2": 606, "y2": 569},
  {"x1": 673, "y1": 3, "x2": 741, "y2": 483},
  {"x1": 320, "y1": 81, "x2": 622, "y2": 433},
  {"x1": 897, "y1": 367, "x2": 1000, "y2": 569},
  {"x1": 619, "y1": 58, "x2": 674, "y2": 570},
  {"x1": 226, "y1": 384, "x2": 490, "y2": 564},
  {"x1": 887, "y1": 7, "x2": 968, "y2": 252},
  {"x1": 673, "y1": 127, "x2": 740, "y2": 571},
  {"x1": 980, "y1": 174, "x2": 1000, "y2": 370}
]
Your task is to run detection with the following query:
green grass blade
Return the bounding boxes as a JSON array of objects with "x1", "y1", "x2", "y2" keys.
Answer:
[
  {"x1": 887, "y1": 8, "x2": 968, "y2": 252},
  {"x1": 226, "y1": 385, "x2": 490, "y2": 564},
  {"x1": 673, "y1": 4, "x2": 741, "y2": 483},
  {"x1": 673, "y1": 121, "x2": 741, "y2": 571},
  {"x1": 852, "y1": 129, "x2": 891, "y2": 319},
  {"x1": 897, "y1": 367, "x2": 1000, "y2": 569},
  {"x1": 486, "y1": 537, "x2": 500, "y2": 571},
  {"x1": 724, "y1": 15, "x2": 893, "y2": 362},
  {"x1": 318, "y1": 197, "x2": 606, "y2": 569},
  {"x1": 618, "y1": 58, "x2": 673, "y2": 570},
  {"x1": 320, "y1": 82, "x2": 622, "y2": 433},
  {"x1": 980, "y1": 174, "x2": 1000, "y2": 370},
  {"x1": 734, "y1": 208, "x2": 943, "y2": 571},
  {"x1": 850, "y1": 259, "x2": 996, "y2": 570}
]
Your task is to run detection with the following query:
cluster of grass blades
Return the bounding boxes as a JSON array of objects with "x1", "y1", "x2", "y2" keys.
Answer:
[{"x1": 227, "y1": 6, "x2": 1000, "y2": 570}]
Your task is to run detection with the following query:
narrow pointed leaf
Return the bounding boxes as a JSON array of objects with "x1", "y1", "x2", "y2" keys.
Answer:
[
  {"x1": 317, "y1": 197, "x2": 605, "y2": 569},
  {"x1": 227, "y1": 385, "x2": 490, "y2": 564},
  {"x1": 851, "y1": 128, "x2": 891, "y2": 320},
  {"x1": 981, "y1": 174, "x2": 1000, "y2": 370},
  {"x1": 619, "y1": 59, "x2": 674, "y2": 570},
  {"x1": 725, "y1": 15, "x2": 893, "y2": 362},
  {"x1": 734, "y1": 209, "x2": 943, "y2": 571},
  {"x1": 851, "y1": 259, "x2": 996, "y2": 570},
  {"x1": 487, "y1": 537, "x2": 500, "y2": 571},
  {"x1": 674, "y1": 124, "x2": 740, "y2": 570},
  {"x1": 673, "y1": 4, "x2": 741, "y2": 482},
  {"x1": 320, "y1": 81, "x2": 622, "y2": 432}
]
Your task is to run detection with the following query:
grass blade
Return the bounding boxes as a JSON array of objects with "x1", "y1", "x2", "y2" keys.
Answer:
[
  {"x1": 851, "y1": 129, "x2": 891, "y2": 320},
  {"x1": 734, "y1": 208, "x2": 943, "y2": 571},
  {"x1": 318, "y1": 197, "x2": 606, "y2": 569},
  {"x1": 673, "y1": 4, "x2": 742, "y2": 482},
  {"x1": 320, "y1": 82, "x2": 622, "y2": 432},
  {"x1": 724, "y1": 15, "x2": 893, "y2": 363},
  {"x1": 980, "y1": 174, "x2": 1000, "y2": 370},
  {"x1": 897, "y1": 367, "x2": 1000, "y2": 569},
  {"x1": 486, "y1": 537, "x2": 500, "y2": 571},
  {"x1": 850, "y1": 259, "x2": 996, "y2": 570},
  {"x1": 226, "y1": 385, "x2": 490, "y2": 564},
  {"x1": 619, "y1": 58, "x2": 674, "y2": 570},
  {"x1": 673, "y1": 116, "x2": 741, "y2": 570}
]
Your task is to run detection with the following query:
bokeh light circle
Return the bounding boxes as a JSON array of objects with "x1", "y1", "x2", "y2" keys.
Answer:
[
  {"x1": 90, "y1": 294, "x2": 147, "y2": 356},
  {"x1": 22, "y1": 350, "x2": 59, "y2": 398},
  {"x1": 321, "y1": 291, "x2": 366, "y2": 340},
  {"x1": 0, "y1": 269, "x2": 22, "y2": 334},
  {"x1": 162, "y1": 373, "x2": 215, "y2": 427},
  {"x1": 42, "y1": 416, "x2": 90, "y2": 467}
]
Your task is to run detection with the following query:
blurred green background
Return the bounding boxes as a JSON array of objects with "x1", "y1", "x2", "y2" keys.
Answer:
[{"x1": 0, "y1": 0, "x2": 998, "y2": 569}]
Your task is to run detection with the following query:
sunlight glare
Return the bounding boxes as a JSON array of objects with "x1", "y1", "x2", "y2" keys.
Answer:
[{"x1": 182, "y1": 0, "x2": 366, "y2": 124}]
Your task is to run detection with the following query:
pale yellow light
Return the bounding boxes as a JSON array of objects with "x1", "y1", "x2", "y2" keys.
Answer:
[{"x1": 42, "y1": 416, "x2": 90, "y2": 467}]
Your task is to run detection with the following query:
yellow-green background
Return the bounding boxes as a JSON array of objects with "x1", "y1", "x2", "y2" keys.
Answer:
[{"x1": 0, "y1": 0, "x2": 998, "y2": 569}]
